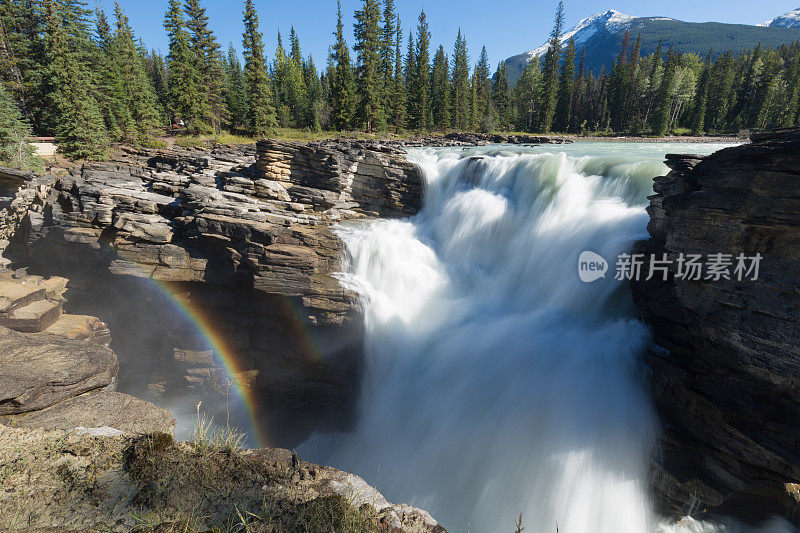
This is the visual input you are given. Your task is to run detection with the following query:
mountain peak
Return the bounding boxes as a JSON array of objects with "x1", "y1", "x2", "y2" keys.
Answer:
[
  {"x1": 764, "y1": 7, "x2": 800, "y2": 28},
  {"x1": 520, "y1": 9, "x2": 636, "y2": 60},
  {"x1": 602, "y1": 9, "x2": 634, "y2": 22}
]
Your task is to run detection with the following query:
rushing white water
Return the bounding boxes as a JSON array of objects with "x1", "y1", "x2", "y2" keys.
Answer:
[{"x1": 302, "y1": 142, "x2": 791, "y2": 533}]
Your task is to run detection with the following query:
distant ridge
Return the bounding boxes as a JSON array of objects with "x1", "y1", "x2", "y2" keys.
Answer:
[{"x1": 504, "y1": 9, "x2": 800, "y2": 85}]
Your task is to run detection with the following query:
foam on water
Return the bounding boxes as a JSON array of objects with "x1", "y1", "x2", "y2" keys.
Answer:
[{"x1": 301, "y1": 142, "x2": 793, "y2": 533}]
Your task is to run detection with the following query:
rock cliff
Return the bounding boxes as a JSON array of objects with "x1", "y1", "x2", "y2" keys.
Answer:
[
  {"x1": 2, "y1": 140, "x2": 424, "y2": 444},
  {"x1": 630, "y1": 129, "x2": 800, "y2": 525},
  {"x1": 256, "y1": 139, "x2": 423, "y2": 218}
]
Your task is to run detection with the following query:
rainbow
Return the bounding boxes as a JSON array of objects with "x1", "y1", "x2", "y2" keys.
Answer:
[
  {"x1": 75, "y1": 236, "x2": 332, "y2": 448},
  {"x1": 109, "y1": 262, "x2": 322, "y2": 450},
  {"x1": 143, "y1": 275, "x2": 268, "y2": 447}
]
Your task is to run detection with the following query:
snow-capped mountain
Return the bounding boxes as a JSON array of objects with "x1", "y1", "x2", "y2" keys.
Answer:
[
  {"x1": 521, "y1": 10, "x2": 639, "y2": 62},
  {"x1": 504, "y1": 9, "x2": 800, "y2": 85},
  {"x1": 504, "y1": 9, "x2": 660, "y2": 84},
  {"x1": 760, "y1": 7, "x2": 800, "y2": 28}
]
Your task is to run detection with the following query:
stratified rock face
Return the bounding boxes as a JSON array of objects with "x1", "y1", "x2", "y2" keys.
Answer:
[
  {"x1": 256, "y1": 139, "x2": 423, "y2": 218},
  {"x1": 20, "y1": 145, "x2": 358, "y2": 325},
  {"x1": 5, "y1": 142, "x2": 424, "y2": 438},
  {"x1": 0, "y1": 268, "x2": 174, "y2": 434},
  {"x1": 630, "y1": 129, "x2": 800, "y2": 524}
]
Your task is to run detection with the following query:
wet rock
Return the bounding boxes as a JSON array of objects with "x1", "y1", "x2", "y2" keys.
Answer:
[{"x1": 631, "y1": 128, "x2": 800, "y2": 526}]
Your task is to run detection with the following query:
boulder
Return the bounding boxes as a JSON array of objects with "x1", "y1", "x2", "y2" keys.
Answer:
[{"x1": 0, "y1": 326, "x2": 118, "y2": 415}]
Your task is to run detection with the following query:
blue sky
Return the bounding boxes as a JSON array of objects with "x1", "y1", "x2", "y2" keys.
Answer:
[{"x1": 98, "y1": 0, "x2": 799, "y2": 68}]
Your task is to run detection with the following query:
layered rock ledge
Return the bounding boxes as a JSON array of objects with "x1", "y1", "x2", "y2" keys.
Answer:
[
  {"x1": 631, "y1": 129, "x2": 800, "y2": 525},
  {"x1": 1, "y1": 141, "x2": 424, "y2": 428},
  {"x1": 0, "y1": 270, "x2": 174, "y2": 435}
]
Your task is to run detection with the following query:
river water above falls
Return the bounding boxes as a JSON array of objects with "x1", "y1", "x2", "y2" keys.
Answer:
[{"x1": 301, "y1": 142, "x2": 790, "y2": 533}]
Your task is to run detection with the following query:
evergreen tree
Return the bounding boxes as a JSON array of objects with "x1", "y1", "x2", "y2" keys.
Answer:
[
  {"x1": 624, "y1": 34, "x2": 642, "y2": 131},
  {"x1": 285, "y1": 27, "x2": 308, "y2": 126},
  {"x1": 164, "y1": 0, "x2": 203, "y2": 129},
  {"x1": 430, "y1": 45, "x2": 450, "y2": 129},
  {"x1": 642, "y1": 38, "x2": 663, "y2": 129},
  {"x1": 43, "y1": 0, "x2": 109, "y2": 159},
  {"x1": 451, "y1": 29, "x2": 470, "y2": 130},
  {"x1": 353, "y1": 0, "x2": 383, "y2": 130},
  {"x1": 224, "y1": 44, "x2": 248, "y2": 132},
  {"x1": 472, "y1": 46, "x2": 491, "y2": 129},
  {"x1": 304, "y1": 55, "x2": 324, "y2": 130},
  {"x1": 785, "y1": 47, "x2": 800, "y2": 127},
  {"x1": 110, "y1": 3, "x2": 162, "y2": 146},
  {"x1": 491, "y1": 61, "x2": 511, "y2": 130},
  {"x1": 389, "y1": 15, "x2": 406, "y2": 130},
  {"x1": 380, "y1": 0, "x2": 396, "y2": 114},
  {"x1": 145, "y1": 50, "x2": 170, "y2": 122},
  {"x1": 328, "y1": 0, "x2": 354, "y2": 130},
  {"x1": 569, "y1": 48, "x2": 586, "y2": 133},
  {"x1": 289, "y1": 26, "x2": 302, "y2": 63},
  {"x1": 731, "y1": 44, "x2": 764, "y2": 129},
  {"x1": 241, "y1": 0, "x2": 276, "y2": 136},
  {"x1": 652, "y1": 47, "x2": 679, "y2": 135},
  {"x1": 691, "y1": 50, "x2": 712, "y2": 134},
  {"x1": 273, "y1": 32, "x2": 289, "y2": 123},
  {"x1": 0, "y1": 82, "x2": 39, "y2": 169},
  {"x1": 753, "y1": 51, "x2": 787, "y2": 130},
  {"x1": 607, "y1": 30, "x2": 629, "y2": 131},
  {"x1": 514, "y1": 57, "x2": 540, "y2": 131},
  {"x1": 0, "y1": 0, "x2": 48, "y2": 131},
  {"x1": 184, "y1": 0, "x2": 228, "y2": 131},
  {"x1": 403, "y1": 30, "x2": 416, "y2": 126},
  {"x1": 705, "y1": 51, "x2": 734, "y2": 132},
  {"x1": 93, "y1": 7, "x2": 128, "y2": 141},
  {"x1": 410, "y1": 9, "x2": 430, "y2": 130},
  {"x1": 538, "y1": 0, "x2": 564, "y2": 132},
  {"x1": 553, "y1": 37, "x2": 576, "y2": 132}
]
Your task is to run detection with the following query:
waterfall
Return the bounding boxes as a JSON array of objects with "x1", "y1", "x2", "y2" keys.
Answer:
[{"x1": 302, "y1": 143, "x2": 789, "y2": 533}]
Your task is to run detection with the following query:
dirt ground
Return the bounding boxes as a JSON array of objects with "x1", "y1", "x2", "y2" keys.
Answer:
[{"x1": 0, "y1": 425, "x2": 443, "y2": 532}]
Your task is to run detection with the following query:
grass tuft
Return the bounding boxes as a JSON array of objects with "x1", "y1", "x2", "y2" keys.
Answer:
[{"x1": 187, "y1": 402, "x2": 245, "y2": 455}]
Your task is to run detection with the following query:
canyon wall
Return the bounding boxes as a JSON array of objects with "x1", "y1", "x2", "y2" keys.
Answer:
[
  {"x1": 4, "y1": 140, "x2": 423, "y2": 444},
  {"x1": 631, "y1": 129, "x2": 800, "y2": 525}
]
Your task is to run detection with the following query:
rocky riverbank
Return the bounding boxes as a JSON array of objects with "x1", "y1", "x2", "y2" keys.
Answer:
[
  {"x1": 4, "y1": 131, "x2": 797, "y2": 530},
  {"x1": 0, "y1": 139, "x2": 428, "y2": 443},
  {"x1": 631, "y1": 128, "x2": 800, "y2": 526}
]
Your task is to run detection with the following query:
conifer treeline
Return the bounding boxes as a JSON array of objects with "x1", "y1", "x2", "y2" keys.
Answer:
[{"x1": 2, "y1": 0, "x2": 800, "y2": 162}]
